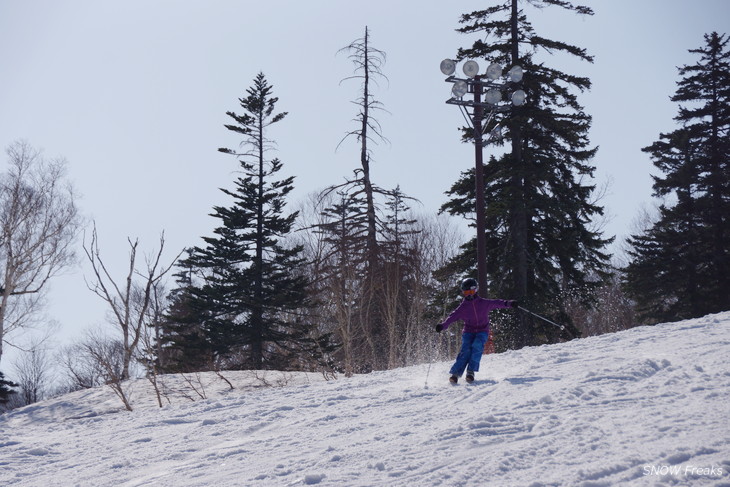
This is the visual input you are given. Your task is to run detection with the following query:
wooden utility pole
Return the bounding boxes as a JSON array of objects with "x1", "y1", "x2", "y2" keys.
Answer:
[{"x1": 472, "y1": 75, "x2": 488, "y2": 295}]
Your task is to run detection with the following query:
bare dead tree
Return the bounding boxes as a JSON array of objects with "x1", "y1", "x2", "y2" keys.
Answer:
[
  {"x1": 291, "y1": 193, "x2": 343, "y2": 378},
  {"x1": 83, "y1": 225, "x2": 182, "y2": 380},
  {"x1": 0, "y1": 140, "x2": 80, "y2": 364},
  {"x1": 414, "y1": 214, "x2": 465, "y2": 362},
  {"x1": 55, "y1": 327, "x2": 132, "y2": 409},
  {"x1": 380, "y1": 188, "x2": 419, "y2": 369},
  {"x1": 328, "y1": 28, "x2": 398, "y2": 369},
  {"x1": 337, "y1": 26, "x2": 389, "y2": 263},
  {"x1": 12, "y1": 341, "x2": 53, "y2": 405},
  {"x1": 296, "y1": 190, "x2": 467, "y2": 372},
  {"x1": 79, "y1": 329, "x2": 133, "y2": 411},
  {"x1": 294, "y1": 190, "x2": 365, "y2": 376},
  {"x1": 137, "y1": 281, "x2": 168, "y2": 408},
  {"x1": 57, "y1": 341, "x2": 104, "y2": 391}
]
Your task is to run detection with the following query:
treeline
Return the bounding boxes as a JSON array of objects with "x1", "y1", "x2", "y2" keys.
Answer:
[
  {"x1": 156, "y1": 32, "x2": 465, "y2": 376},
  {"x1": 623, "y1": 32, "x2": 730, "y2": 323}
]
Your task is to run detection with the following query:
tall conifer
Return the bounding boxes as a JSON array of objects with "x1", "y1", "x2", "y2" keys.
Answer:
[
  {"x1": 439, "y1": 0, "x2": 610, "y2": 348},
  {"x1": 0, "y1": 371, "x2": 17, "y2": 406},
  {"x1": 163, "y1": 73, "x2": 318, "y2": 370},
  {"x1": 625, "y1": 32, "x2": 730, "y2": 322}
]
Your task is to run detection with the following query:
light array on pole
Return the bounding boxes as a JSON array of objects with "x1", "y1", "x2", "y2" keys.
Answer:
[{"x1": 441, "y1": 59, "x2": 526, "y2": 109}]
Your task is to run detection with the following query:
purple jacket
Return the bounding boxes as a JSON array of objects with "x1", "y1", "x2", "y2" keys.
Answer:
[{"x1": 438, "y1": 297, "x2": 513, "y2": 334}]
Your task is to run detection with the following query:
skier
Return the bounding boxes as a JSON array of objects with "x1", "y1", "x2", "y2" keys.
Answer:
[{"x1": 435, "y1": 277, "x2": 518, "y2": 384}]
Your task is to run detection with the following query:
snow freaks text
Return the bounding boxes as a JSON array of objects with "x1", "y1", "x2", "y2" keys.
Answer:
[{"x1": 643, "y1": 465, "x2": 724, "y2": 477}]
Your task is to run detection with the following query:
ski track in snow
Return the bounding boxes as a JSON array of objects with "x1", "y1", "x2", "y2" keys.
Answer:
[{"x1": 1, "y1": 312, "x2": 730, "y2": 486}]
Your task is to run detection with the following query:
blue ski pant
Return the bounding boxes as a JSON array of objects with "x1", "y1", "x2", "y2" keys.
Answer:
[{"x1": 449, "y1": 331, "x2": 489, "y2": 376}]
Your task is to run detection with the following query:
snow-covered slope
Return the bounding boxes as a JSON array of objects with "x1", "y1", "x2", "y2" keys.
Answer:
[{"x1": 2, "y1": 313, "x2": 730, "y2": 486}]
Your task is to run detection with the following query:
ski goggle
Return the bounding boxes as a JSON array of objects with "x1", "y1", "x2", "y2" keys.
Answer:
[{"x1": 462, "y1": 289, "x2": 477, "y2": 296}]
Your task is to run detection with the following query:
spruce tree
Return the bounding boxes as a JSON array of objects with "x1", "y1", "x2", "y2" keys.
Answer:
[
  {"x1": 0, "y1": 371, "x2": 17, "y2": 407},
  {"x1": 625, "y1": 32, "x2": 730, "y2": 322},
  {"x1": 439, "y1": 0, "x2": 611, "y2": 348},
  {"x1": 157, "y1": 253, "x2": 216, "y2": 372},
  {"x1": 164, "y1": 73, "x2": 317, "y2": 370}
]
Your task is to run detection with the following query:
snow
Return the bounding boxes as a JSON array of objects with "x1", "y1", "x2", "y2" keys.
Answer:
[{"x1": 2, "y1": 312, "x2": 730, "y2": 486}]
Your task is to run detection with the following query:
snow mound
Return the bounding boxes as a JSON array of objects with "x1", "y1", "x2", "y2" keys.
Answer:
[{"x1": 2, "y1": 312, "x2": 729, "y2": 486}]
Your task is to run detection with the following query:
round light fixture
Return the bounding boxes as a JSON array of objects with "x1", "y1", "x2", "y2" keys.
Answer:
[
  {"x1": 486, "y1": 63, "x2": 503, "y2": 80},
  {"x1": 511, "y1": 90, "x2": 527, "y2": 106},
  {"x1": 462, "y1": 60, "x2": 479, "y2": 78},
  {"x1": 440, "y1": 59, "x2": 456, "y2": 76},
  {"x1": 452, "y1": 80, "x2": 468, "y2": 98},
  {"x1": 484, "y1": 89, "x2": 502, "y2": 105},
  {"x1": 508, "y1": 66, "x2": 524, "y2": 83}
]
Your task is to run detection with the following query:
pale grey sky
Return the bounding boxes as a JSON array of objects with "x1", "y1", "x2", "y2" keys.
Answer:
[{"x1": 1, "y1": 0, "x2": 728, "y2": 363}]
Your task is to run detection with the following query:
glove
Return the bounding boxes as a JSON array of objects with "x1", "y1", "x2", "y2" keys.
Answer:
[
  {"x1": 435, "y1": 324, "x2": 444, "y2": 333},
  {"x1": 511, "y1": 300, "x2": 519, "y2": 308}
]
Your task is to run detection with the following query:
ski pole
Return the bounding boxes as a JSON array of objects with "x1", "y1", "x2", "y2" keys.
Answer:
[{"x1": 517, "y1": 306, "x2": 566, "y2": 331}]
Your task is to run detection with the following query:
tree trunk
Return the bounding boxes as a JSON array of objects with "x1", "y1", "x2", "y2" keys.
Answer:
[
  {"x1": 253, "y1": 109, "x2": 266, "y2": 369},
  {"x1": 510, "y1": 0, "x2": 531, "y2": 347}
]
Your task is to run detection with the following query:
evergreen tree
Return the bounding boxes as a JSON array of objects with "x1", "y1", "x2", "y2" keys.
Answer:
[
  {"x1": 625, "y1": 32, "x2": 730, "y2": 322},
  {"x1": 0, "y1": 371, "x2": 17, "y2": 407},
  {"x1": 157, "y1": 252, "x2": 216, "y2": 372},
  {"x1": 164, "y1": 73, "x2": 319, "y2": 370},
  {"x1": 439, "y1": 0, "x2": 611, "y2": 348}
]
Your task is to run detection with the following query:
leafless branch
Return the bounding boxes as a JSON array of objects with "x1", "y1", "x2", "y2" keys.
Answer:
[
  {"x1": 0, "y1": 140, "x2": 80, "y2": 364},
  {"x1": 83, "y1": 224, "x2": 183, "y2": 380}
]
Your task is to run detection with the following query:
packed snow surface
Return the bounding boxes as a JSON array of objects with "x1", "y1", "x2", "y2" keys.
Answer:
[{"x1": 2, "y1": 313, "x2": 730, "y2": 486}]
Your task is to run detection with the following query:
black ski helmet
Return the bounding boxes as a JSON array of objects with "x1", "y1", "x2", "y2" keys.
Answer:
[{"x1": 461, "y1": 278, "x2": 478, "y2": 293}]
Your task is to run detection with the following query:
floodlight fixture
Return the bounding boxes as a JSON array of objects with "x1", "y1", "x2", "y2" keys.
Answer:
[
  {"x1": 484, "y1": 89, "x2": 502, "y2": 105},
  {"x1": 486, "y1": 63, "x2": 503, "y2": 80},
  {"x1": 508, "y1": 66, "x2": 524, "y2": 83},
  {"x1": 440, "y1": 59, "x2": 456, "y2": 76},
  {"x1": 512, "y1": 90, "x2": 527, "y2": 106},
  {"x1": 441, "y1": 57, "x2": 528, "y2": 298},
  {"x1": 463, "y1": 60, "x2": 479, "y2": 78},
  {"x1": 452, "y1": 80, "x2": 468, "y2": 98}
]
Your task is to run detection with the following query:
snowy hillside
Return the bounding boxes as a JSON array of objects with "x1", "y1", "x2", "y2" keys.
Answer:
[{"x1": 2, "y1": 313, "x2": 730, "y2": 487}]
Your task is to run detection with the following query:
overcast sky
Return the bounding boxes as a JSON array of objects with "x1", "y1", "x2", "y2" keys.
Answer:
[{"x1": 1, "y1": 0, "x2": 728, "y2": 364}]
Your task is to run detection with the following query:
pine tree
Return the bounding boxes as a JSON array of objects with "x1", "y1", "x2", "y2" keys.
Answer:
[
  {"x1": 625, "y1": 32, "x2": 730, "y2": 322},
  {"x1": 164, "y1": 73, "x2": 319, "y2": 370},
  {"x1": 0, "y1": 371, "x2": 17, "y2": 406},
  {"x1": 157, "y1": 252, "x2": 216, "y2": 372},
  {"x1": 439, "y1": 0, "x2": 611, "y2": 348}
]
